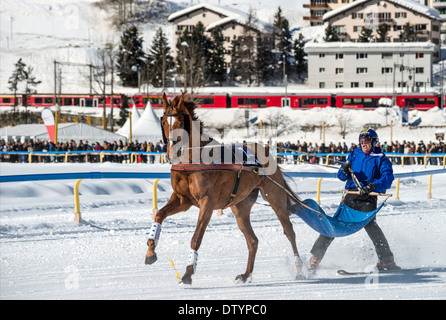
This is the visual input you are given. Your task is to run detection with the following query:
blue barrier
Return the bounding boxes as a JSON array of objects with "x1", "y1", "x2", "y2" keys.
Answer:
[
  {"x1": 1, "y1": 169, "x2": 444, "y2": 183},
  {"x1": 0, "y1": 172, "x2": 170, "y2": 183}
]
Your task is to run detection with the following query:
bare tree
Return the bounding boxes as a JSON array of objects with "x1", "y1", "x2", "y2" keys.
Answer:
[{"x1": 92, "y1": 42, "x2": 118, "y2": 131}]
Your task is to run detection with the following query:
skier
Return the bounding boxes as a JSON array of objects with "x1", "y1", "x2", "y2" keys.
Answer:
[{"x1": 309, "y1": 128, "x2": 400, "y2": 272}]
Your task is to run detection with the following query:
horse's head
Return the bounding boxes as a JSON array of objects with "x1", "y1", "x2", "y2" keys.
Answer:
[{"x1": 161, "y1": 92, "x2": 200, "y2": 163}]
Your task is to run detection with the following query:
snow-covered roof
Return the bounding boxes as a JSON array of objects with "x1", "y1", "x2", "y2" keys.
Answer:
[
  {"x1": 323, "y1": 0, "x2": 443, "y2": 21},
  {"x1": 168, "y1": 3, "x2": 244, "y2": 22},
  {"x1": 168, "y1": 3, "x2": 275, "y2": 33},
  {"x1": 305, "y1": 42, "x2": 437, "y2": 53}
]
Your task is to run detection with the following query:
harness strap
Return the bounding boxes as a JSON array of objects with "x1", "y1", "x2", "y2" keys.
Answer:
[{"x1": 222, "y1": 170, "x2": 242, "y2": 209}]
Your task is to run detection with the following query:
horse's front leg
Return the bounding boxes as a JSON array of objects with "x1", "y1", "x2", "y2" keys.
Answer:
[
  {"x1": 145, "y1": 193, "x2": 191, "y2": 265},
  {"x1": 181, "y1": 199, "x2": 213, "y2": 284}
]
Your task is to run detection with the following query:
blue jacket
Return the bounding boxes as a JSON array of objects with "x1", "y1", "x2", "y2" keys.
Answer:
[{"x1": 337, "y1": 147, "x2": 394, "y2": 194}]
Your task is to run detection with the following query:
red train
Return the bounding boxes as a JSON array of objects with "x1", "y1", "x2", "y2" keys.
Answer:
[
  {"x1": 0, "y1": 91, "x2": 440, "y2": 111},
  {"x1": 0, "y1": 94, "x2": 124, "y2": 108}
]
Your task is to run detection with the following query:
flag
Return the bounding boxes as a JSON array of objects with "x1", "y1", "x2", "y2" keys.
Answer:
[{"x1": 41, "y1": 108, "x2": 56, "y2": 142}]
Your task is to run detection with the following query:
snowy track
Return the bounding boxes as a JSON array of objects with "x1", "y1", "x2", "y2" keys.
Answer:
[{"x1": 1, "y1": 164, "x2": 446, "y2": 300}]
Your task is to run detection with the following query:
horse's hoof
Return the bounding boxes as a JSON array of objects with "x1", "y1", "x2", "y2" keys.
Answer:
[
  {"x1": 145, "y1": 254, "x2": 157, "y2": 265},
  {"x1": 235, "y1": 274, "x2": 251, "y2": 283},
  {"x1": 181, "y1": 274, "x2": 192, "y2": 285}
]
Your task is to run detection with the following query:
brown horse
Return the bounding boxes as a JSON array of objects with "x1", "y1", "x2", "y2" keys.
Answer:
[{"x1": 145, "y1": 92, "x2": 305, "y2": 284}]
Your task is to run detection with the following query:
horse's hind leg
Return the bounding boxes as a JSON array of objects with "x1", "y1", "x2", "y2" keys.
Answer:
[
  {"x1": 145, "y1": 192, "x2": 191, "y2": 265},
  {"x1": 230, "y1": 188, "x2": 259, "y2": 283}
]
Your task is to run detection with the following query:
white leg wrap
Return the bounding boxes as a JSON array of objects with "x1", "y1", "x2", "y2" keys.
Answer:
[
  {"x1": 187, "y1": 249, "x2": 199, "y2": 273},
  {"x1": 148, "y1": 222, "x2": 161, "y2": 246}
]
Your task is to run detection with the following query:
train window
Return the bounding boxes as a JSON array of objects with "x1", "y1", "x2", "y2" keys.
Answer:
[
  {"x1": 114, "y1": 98, "x2": 121, "y2": 104},
  {"x1": 3, "y1": 98, "x2": 11, "y2": 103},
  {"x1": 353, "y1": 98, "x2": 362, "y2": 103},
  {"x1": 35, "y1": 97, "x2": 43, "y2": 104},
  {"x1": 363, "y1": 98, "x2": 377, "y2": 108},
  {"x1": 64, "y1": 98, "x2": 72, "y2": 105},
  {"x1": 343, "y1": 98, "x2": 352, "y2": 104},
  {"x1": 258, "y1": 98, "x2": 267, "y2": 107},
  {"x1": 150, "y1": 97, "x2": 162, "y2": 105},
  {"x1": 44, "y1": 97, "x2": 53, "y2": 104},
  {"x1": 85, "y1": 99, "x2": 93, "y2": 107},
  {"x1": 195, "y1": 97, "x2": 214, "y2": 105},
  {"x1": 317, "y1": 98, "x2": 328, "y2": 105},
  {"x1": 426, "y1": 98, "x2": 435, "y2": 104},
  {"x1": 237, "y1": 98, "x2": 244, "y2": 105},
  {"x1": 74, "y1": 98, "x2": 80, "y2": 106}
]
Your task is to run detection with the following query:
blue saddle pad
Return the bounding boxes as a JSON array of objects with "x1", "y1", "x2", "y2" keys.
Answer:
[
  {"x1": 209, "y1": 145, "x2": 261, "y2": 167},
  {"x1": 294, "y1": 199, "x2": 383, "y2": 237}
]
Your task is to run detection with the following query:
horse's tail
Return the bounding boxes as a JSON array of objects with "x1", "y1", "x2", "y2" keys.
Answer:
[{"x1": 282, "y1": 172, "x2": 304, "y2": 216}]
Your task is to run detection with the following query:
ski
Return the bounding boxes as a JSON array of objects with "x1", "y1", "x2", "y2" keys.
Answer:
[{"x1": 337, "y1": 268, "x2": 423, "y2": 276}]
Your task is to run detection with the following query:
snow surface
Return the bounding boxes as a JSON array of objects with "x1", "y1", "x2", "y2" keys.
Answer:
[{"x1": 0, "y1": 162, "x2": 445, "y2": 300}]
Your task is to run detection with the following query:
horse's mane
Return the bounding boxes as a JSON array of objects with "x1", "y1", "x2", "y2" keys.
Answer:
[{"x1": 183, "y1": 100, "x2": 203, "y2": 135}]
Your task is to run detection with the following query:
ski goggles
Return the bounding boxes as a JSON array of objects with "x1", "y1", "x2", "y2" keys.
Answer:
[{"x1": 359, "y1": 136, "x2": 372, "y2": 144}]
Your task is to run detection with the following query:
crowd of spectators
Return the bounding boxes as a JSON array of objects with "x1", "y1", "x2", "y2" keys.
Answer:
[
  {"x1": 0, "y1": 138, "x2": 445, "y2": 165},
  {"x1": 0, "y1": 139, "x2": 167, "y2": 164}
]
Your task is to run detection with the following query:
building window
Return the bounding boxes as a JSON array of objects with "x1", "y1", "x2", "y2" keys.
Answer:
[
  {"x1": 416, "y1": 52, "x2": 424, "y2": 59},
  {"x1": 398, "y1": 82, "x2": 407, "y2": 88},
  {"x1": 319, "y1": 82, "x2": 325, "y2": 88},
  {"x1": 336, "y1": 68, "x2": 344, "y2": 74},
  {"x1": 336, "y1": 53, "x2": 344, "y2": 59},
  {"x1": 416, "y1": 67, "x2": 424, "y2": 74},
  {"x1": 382, "y1": 67, "x2": 393, "y2": 74},
  {"x1": 319, "y1": 67, "x2": 325, "y2": 72},
  {"x1": 351, "y1": 82, "x2": 359, "y2": 88},
  {"x1": 352, "y1": 13, "x2": 363, "y2": 19},
  {"x1": 335, "y1": 82, "x2": 344, "y2": 88},
  {"x1": 356, "y1": 68, "x2": 368, "y2": 74},
  {"x1": 395, "y1": 12, "x2": 407, "y2": 18},
  {"x1": 382, "y1": 53, "x2": 392, "y2": 59},
  {"x1": 365, "y1": 82, "x2": 374, "y2": 88},
  {"x1": 356, "y1": 53, "x2": 368, "y2": 59},
  {"x1": 319, "y1": 53, "x2": 325, "y2": 58},
  {"x1": 353, "y1": 26, "x2": 363, "y2": 32}
]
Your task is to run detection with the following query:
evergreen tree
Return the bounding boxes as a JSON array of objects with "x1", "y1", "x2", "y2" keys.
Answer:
[
  {"x1": 208, "y1": 27, "x2": 226, "y2": 85},
  {"x1": 176, "y1": 22, "x2": 209, "y2": 94},
  {"x1": 8, "y1": 58, "x2": 27, "y2": 109},
  {"x1": 399, "y1": 23, "x2": 416, "y2": 42},
  {"x1": 117, "y1": 26, "x2": 146, "y2": 87},
  {"x1": 358, "y1": 26, "x2": 373, "y2": 42},
  {"x1": 293, "y1": 33, "x2": 307, "y2": 81},
  {"x1": 376, "y1": 23, "x2": 390, "y2": 42},
  {"x1": 191, "y1": 21, "x2": 212, "y2": 84},
  {"x1": 146, "y1": 27, "x2": 174, "y2": 88},
  {"x1": 8, "y1": 58, "x2": 41, "y2": 113},
  {"x1": 324, "y1": 24, "x2": 340, "y2": 42},
  {"x1": 256, "y1": 34, "x2": 275, "y2": 85},
  {"x1": 273, "y1": 7, "x2": 293, "y2": 79}
]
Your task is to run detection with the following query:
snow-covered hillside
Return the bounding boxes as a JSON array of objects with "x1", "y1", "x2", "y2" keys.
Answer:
[{"x1": 0, "y1": 0, "x2": 309, "y2": 94}]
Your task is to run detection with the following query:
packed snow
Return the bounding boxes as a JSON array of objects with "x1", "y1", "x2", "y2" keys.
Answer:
[{"x1": 0, "y1": 162, "x2": 445, "y2": 300}]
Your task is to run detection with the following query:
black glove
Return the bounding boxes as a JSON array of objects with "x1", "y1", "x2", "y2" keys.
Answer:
[
  {"x1": 359, "y1": 183, "x2": 375, "y2": 196},
  {"x1": 342, "y1": 161, "x2": 352, "y2": 175}
]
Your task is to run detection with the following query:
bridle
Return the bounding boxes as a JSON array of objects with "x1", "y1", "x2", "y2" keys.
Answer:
[{"x1": 161, "y1": 109, "x2": 191, "y2": 164}]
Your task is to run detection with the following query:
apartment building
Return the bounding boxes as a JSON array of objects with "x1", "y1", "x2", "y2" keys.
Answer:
[
  {"x1": 305, "y1": 42, "x2": 436, "y2": 90},
  {"x1": 167, "y1": 3, "x2": 275, "y2": 67},
  {"x1": 304, "y1": 0, "x2": 355, "y2": 26},
  {"x1": 322, "y1": 0, "x2": 443, "y2": 61}
]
